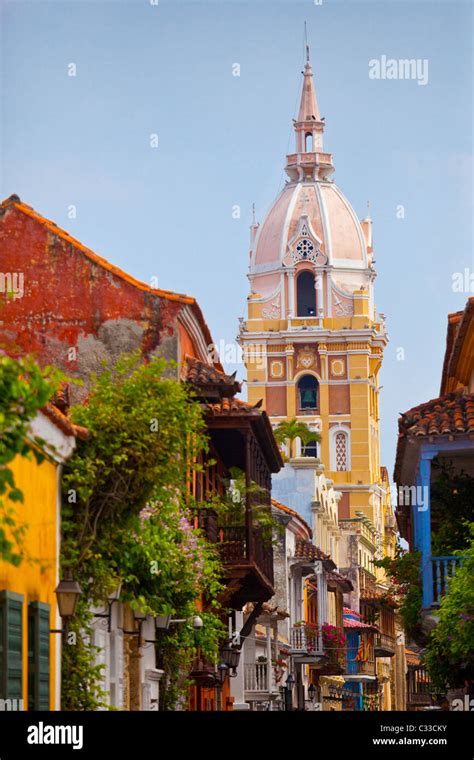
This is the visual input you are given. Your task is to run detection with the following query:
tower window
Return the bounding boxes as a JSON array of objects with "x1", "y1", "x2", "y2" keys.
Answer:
[
  {"x1": 297, "y1": 375, "x2": 318, "y2": 411},
  {"x1": 335, "y1": 431, "x2": 348, "y2": 471},
  {"x1": 302, "y1": 438, "x2": 318, "y2": 458},
  {"x1": 305, "y1": 132, "x2": 313, "y2": 152},
  {"x1": 296, "y1": 270, "x2": 316, "y2": 316}
]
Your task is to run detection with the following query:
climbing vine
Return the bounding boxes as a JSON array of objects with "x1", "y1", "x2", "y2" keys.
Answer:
[{"x1": 61, "y1": 353, "x2": 226, "y2": 710}]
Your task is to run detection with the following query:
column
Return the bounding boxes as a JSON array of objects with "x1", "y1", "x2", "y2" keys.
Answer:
[{"x1": 417, "y1": 455, "x2": 434, "y2": 608}]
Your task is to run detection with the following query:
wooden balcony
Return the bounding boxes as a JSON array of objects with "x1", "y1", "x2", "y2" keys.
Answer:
[
  {"x1": 374, "y1": 632, "x2": 396, "y2": 658},
  {"x1": 197, "y1": 511, "x2": 274, "y2": 609},
  {"x1": 244, "y1": 663, "x2": 277, "y2": 697}
]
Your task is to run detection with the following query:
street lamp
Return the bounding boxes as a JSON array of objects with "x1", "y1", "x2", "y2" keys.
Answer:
[
  {"x1": 220, "y1": 644, "x2": 240, "y2": 676},
  {"x1": 54, "y1": 573, "x2": 82, "y2": 618},
  {"x1": 308, "y1": 683, "x2": 317, "y2": 702}
]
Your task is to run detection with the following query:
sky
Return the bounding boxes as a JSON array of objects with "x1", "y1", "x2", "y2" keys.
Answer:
[{"x1": 1, "y1": 0, "x2": 473, "y2": 478}]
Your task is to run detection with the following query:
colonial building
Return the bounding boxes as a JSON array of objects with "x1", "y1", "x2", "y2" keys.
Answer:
[
  {"x1": 0, "y1": 195, "x2": 282, "y2": 711},
  {"x1": 395, "y1": 297, "x2": 474, "y2": 616},
  {"x1": 0, "y1": 405, "x2": 84, "y2": 710}
]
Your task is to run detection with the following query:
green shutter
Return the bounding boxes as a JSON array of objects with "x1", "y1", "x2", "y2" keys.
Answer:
[
  {"x1": 28, "y1": 602, "x2": 50, "y2": 711},
  {"x1": 0, "y1": 591, "x2": 23, "y2": 701}
]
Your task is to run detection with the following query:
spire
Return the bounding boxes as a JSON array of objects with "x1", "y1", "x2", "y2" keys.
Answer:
[
  {"x1": 285, "y1": 45, "x2": 334, "y2": 183},
  {"x1": 297, "y1": 53, "x2": 320, "y2": 122}
]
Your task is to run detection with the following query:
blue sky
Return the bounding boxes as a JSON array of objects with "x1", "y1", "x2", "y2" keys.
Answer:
[{"x1": 1, "y1": 0, "x2": 472, "y2": 477}]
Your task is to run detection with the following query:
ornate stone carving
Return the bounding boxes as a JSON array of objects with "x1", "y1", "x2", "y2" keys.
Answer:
[{"x1": 261, "y1": 293, "x2": 281, "y2": 320}]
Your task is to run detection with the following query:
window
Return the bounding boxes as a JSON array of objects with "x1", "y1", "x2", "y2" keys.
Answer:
[
  {"x1": 305, "y1": 132, "x2": 313, "y2": 152},
  {"x1": 0, "y1": 591, "x2": 23, "y2": 702},
  {"x1": 295, "y1": 239, "x2": 315, "y2": 260},
  {"x1": 330, "y1": 426, "x2": 351, "y2": 472},
  {"x1": 297, "y1": 375, "x2": 318, "y2": 411},
  {"x1": 335, "y1": 431, "x2": 348, "y2": 471},
  {"x1": 296, "y1": 270, "x2": 316, "y2": 316},
  {"x1": 28, "y1": 602, "x2": 50, "y2": 710},
  {"x1": 302, "y1": 439, "x2": 318, "y2": 458}
]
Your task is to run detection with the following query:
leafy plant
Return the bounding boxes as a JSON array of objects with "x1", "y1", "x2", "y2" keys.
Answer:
[
  {"x1": 423, "y1": 531, "x2": 474, "y2": 690},
  {"x1": 273, "y1": 418, "x2": 319, "y2": 459},
  {"x1": 61, "y1": 353, "x2": 226, "y2": 709},
  {"x1": 0, "y1": 354, "x2": 62, "y2": 565}
]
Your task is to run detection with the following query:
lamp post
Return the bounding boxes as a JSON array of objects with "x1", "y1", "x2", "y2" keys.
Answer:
[
  {"x1": 51, "y1": 571, "x2": 82, "y2": 635},
  {"x1": 308, "y1": 682, "x2": 317, "y2": 708},
  {"x1": 279, "y1": 673, "x2": 295, "y2": 711}
]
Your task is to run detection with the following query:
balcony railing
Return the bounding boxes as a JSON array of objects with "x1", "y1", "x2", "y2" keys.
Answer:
[
  {"x1": 196, "y1": 511, "x2": 274, "y2": 588},
  {"x1": 359, "y1": 568, "x2": 377, "y2": 598},
  {"x1": 431, "y1": 556, "x2": 465, "y2": 605},
  {"x1": 374, "y1": 632, "x2": 396, "y2": 657},
  {"x1": 290, "y1": 626, "x2": 324, "y2": 657},
  {"x1": 355, "y1": 658, "x2": 376, "y2": 676},
  {"x1": 244, "y1": 663, "x2": 276, "y2": 694}
]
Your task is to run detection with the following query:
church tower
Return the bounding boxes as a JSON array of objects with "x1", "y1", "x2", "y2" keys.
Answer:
[{"x1": 239, "y1": 49, "x2": 389, "y2": 539}]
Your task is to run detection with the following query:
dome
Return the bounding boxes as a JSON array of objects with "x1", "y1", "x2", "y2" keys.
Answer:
[
  {"x1": 251, "y1": 180, "x2": 368, "y2": 271},
  {"x1": 248, "y1": 56, "x2": 373, "y2": 295}
]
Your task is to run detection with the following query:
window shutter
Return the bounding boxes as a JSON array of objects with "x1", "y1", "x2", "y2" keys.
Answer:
[
  {"x1": 0, "y1": 591, "x2": 23, "y2": 701},
  {"x1": 28, "y1": 602, "x2": 50, "y2": 710}
]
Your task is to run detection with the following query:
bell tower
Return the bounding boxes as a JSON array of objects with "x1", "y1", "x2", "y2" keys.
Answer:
[{"x1": 239, "y1": 49, "x2": 389, "y2": 540}]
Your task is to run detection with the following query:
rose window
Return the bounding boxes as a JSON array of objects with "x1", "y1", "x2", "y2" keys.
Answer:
[{"x1": 296, "y1": 238, "x2": 314, "y2": 259}]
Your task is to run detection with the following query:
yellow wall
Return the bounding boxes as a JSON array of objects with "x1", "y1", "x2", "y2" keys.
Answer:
[{"x1": 0, "y1": 452, "x2": 59, "y2": 709}]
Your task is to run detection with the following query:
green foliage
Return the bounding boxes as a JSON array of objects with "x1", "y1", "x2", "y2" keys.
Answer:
[
  {"x1": 273, "y1": 418, "x2": 320, "y2": 459},
  {"x1": 423, "y1": 532, "x2": 474, "y2": 690},
  {"x1": 430, "y1": 458, "x2": 474, "y2": 555},
  {"x1": 214, "y1": 466, "x2": 282, "y2": 545},
  {"x1": 375, "y1": 547, "x2": 423, "y2": 640},
  {"x1": 61, "y1": 353, "x2": 226, "y2": 709},
  {"x1": 0, "y1": 354, "x2": 62, "y2": 565}
]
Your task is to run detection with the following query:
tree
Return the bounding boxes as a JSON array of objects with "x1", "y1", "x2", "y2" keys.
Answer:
[
  {"x1": 61, "y1": 353, "x2": 225, "y2": 710},
  {"x1": 273, "y1": 418, "x2": 320, "y2": 459}
]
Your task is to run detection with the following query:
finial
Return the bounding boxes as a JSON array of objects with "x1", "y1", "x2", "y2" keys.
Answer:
[
  {"x1": 366, "y1": 200, "x2": 371, "y2": 220},
  {"x1": 304, "y1": 21, "x2": 310, "y2": 63},
  {"x1": 252, "y1": 203, "x2": 256, "y2": 226}
]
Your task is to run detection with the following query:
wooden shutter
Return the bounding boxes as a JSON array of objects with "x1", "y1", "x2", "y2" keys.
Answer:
[
  {"x1": 0, "y1": 591, "x2": 23, "y2": 700},
  {"x1": 28, "y1": 601, "x2": 50, "y2": 710}
]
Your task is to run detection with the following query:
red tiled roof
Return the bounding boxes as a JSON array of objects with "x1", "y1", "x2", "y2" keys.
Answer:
[
  {"x1": 42, "y1": 403, "x2": 88, "y2": 439},
  {"x1": 441, "y1": 298, "x2": 474, "y2": 394},
  {"x1": 271, "y1": 498, "x2": 312, "y2": 537},
  {"x1": 183, "y1": 355, "x2": 241, "y2": 395},
  {"x1": 294, "y1": 537, "x2": 330, "y2": 562},
  {"x1": 405, "y1": 648, "x2": 421, "y2": 666},
  {"x1": 205, "y1": 397, "x2": 263, "y2": 416},
  {"x1": 327, "y1": 571, "x2": 353, "y2": 592},
  {"x1": 398, "y1": 391, "x2": 474, "y2": 438},
  {"x1": 343, "y1": 607, "x2": 363, "y2": 618},
  {"x1": 343, "y1": 618, "x2": 379, "y2": 631}
]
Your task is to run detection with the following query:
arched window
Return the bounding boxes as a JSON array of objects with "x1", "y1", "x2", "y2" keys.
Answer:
[
  {"x1": 297, "y1": 375, "x2": 318, "y2": 411},
  {"x1": 305, "y1": 132, "x2": 313, "y2": 152},
  {"x1": 335, "y1": 431, "x2": 348, "y2": 471},
  {"x1": 296, "y1": 270, "x2": 316, "y2": 317}
]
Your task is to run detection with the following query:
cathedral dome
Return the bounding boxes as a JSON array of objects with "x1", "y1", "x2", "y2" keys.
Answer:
[
  {"x1": 249, "y1": 54, "x2": 372, "y2": 288},
  {"x1": 251, "y1": 180, "x2": 368, "y2": 270}
]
